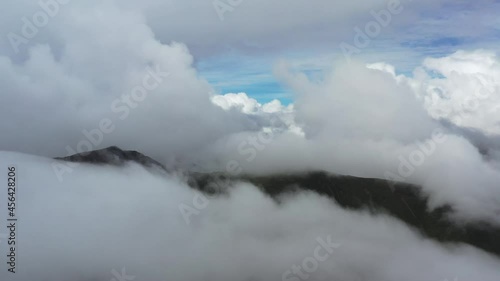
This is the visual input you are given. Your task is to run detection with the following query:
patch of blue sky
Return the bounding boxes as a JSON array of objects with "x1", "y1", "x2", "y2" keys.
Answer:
[{"x1": 196, "y1": 52, "x2": 293, "y2": 104}]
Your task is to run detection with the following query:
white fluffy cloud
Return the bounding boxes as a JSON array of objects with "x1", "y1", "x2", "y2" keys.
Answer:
[
  {"x1": 413, "y1": 50, "x2": 500, "y2": 134},
  {"x1": 215, "y1": 93, "x2": 295, "y2": 114},
  {"x1": 211, "y1": 92, "x2": 304, "y2": 136},
  {"x1": 0, "y1": 2, "x2": 259, "y2": 166},
  {"x1": 208, "y1": 54, "x2": 500, "y2": 225}
]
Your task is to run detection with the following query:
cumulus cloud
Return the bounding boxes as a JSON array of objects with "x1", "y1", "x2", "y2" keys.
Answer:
[
  {"x1": 212, "y1": 92, "x2": 288, "y2": 114},
  {"x1": 211, "y1": 92, "x2": 304, "y2": 137},
  {"x1": 413, "y1": 49, "x2": 500, "y2": 135},
  {"x1": 206, "y1": 54, "x2": 500, "y2": 225},
  {"x1": 0, "y1": 2, "x2": 260, "y2": 166}
]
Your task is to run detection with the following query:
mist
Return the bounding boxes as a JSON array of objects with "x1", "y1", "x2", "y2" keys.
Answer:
[{"x1": 1, "y1": 151, "x2": 499, "y2": 281}]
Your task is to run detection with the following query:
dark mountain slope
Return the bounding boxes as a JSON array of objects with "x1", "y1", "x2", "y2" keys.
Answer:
[
  {"x1": 56, "y1": 147, "x2": 500, "y2": 257},
  {"x1": 55, "y1": 146, "x2": 167, "y2": 170},
  {"x1": 190, "y1": 171, "x2": 500, "y2": 257}
]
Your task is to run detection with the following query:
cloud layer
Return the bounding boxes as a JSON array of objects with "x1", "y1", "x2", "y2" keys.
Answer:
[{"x1": 1, "y1": 151, "x2": 500, "y2": 281}]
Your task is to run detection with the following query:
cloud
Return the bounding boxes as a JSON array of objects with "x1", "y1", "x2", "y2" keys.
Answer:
[
  {"x1": 1, "y1": 7, "x2": 500, "y2": 227},
  {"x1": 1, "y1": 2, "x2": 500, "y2": 278},
  {"x1": 1, "y1": 151, "x2": 500, "y2": 281},
  {"x1": 3, "y1": 0, "x2": 480, "y2": 60},
  {"x1": 206, "y1": 54, "x2": 500, "y2": 225},
  {"x1": 414, "y1": 49, "x2": 500, "y2": 135},
  {"x1": 0, "y1": 2, "x2": 260, "y2": 166},
  {"x1": 212, "y1": 92, "x2": 268, "y2": 114},
  {"x1": 1, "y1": 6, "x2": 500, "y2": 227}
]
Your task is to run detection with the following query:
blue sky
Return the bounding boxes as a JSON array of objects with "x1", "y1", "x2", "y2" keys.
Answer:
[
  {"x1": 196, "y1": 52, "x2": 293, "y2": 104},
  {"x1": 194, "y1": 0, "x2": 500, "y2": 105}
]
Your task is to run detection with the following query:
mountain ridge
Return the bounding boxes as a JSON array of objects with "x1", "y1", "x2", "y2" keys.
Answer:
[{"x1": 55, "y1": 146, "x2": 500, "y2": 258}]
